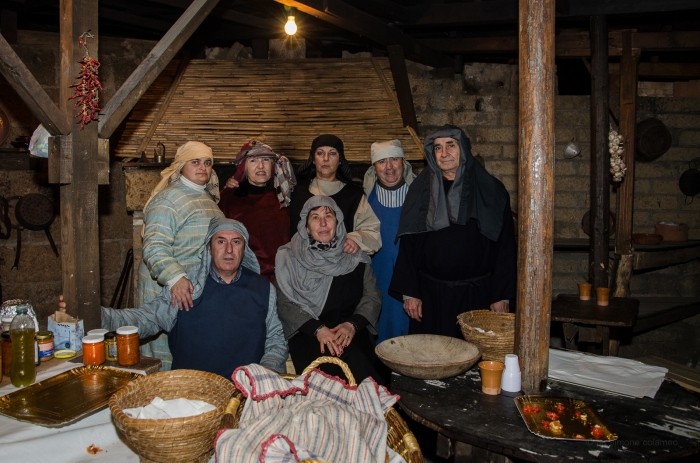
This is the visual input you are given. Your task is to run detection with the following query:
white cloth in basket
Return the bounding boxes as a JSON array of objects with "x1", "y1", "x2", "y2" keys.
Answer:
[
  {"x1": 215, "y1": 364, "x2": 399, "y2": 463},
  {"x1": 123, "y1": 397, "x2": 216, "y2": 419}
]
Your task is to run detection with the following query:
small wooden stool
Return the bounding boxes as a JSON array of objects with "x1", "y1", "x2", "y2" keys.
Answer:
[{"x1": 551, "y1": 294, "x2": 639, "y2": 356}]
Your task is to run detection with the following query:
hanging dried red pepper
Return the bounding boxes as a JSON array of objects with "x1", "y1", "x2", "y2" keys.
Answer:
[{"x1": 68, "y1": 31, "x2": 103, "y2": 130}]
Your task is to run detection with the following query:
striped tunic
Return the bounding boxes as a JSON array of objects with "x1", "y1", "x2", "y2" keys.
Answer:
[{"x1": 136, "y1": 179, "x2": 224, "y2": 307}]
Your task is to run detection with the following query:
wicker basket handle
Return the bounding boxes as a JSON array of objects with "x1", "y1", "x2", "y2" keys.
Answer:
[
  {"x1": 221, "y1": 396, "x2": 241, "y2": 429},
  {"x1": 301, "y1": 356, "x2": 356, "y2": 386}
]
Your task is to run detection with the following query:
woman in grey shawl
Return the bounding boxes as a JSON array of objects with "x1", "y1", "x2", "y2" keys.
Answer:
[{"x1": 275, "y1": 195, "x2": 384, "y2": 384}]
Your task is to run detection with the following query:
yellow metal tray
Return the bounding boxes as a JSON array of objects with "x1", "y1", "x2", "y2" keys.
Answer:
[
  {"x1": 0, "y1": 366, "x2": 142, "y2": 427},
  {"x1": 515, "y1": 395, "x2": 618, "y2": 441}
]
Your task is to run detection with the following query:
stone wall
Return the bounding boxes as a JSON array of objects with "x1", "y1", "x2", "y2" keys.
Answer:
[
  {"x1": 407, "y1": 61, "x2": 700, "y2": 299},
  {"x1": 0, "y1": 31, "x2": 156, "y2": 324}
]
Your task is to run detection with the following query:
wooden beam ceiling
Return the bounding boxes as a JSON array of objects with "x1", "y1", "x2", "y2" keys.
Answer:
[
  {"x1": 274, "y1": 0, "x2": 454, "y2": 69},
  {"x1": 421, "y1": 31, "x2": 700, "y2": 57},
  {"x1": 0, "y1": 34, "x2": 71, "y2": 135},
  {"x1": 99, "y1": 0, "x2": 221, "y2": 138}
]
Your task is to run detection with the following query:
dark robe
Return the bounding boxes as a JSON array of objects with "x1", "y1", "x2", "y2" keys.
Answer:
[
  {"x1": 389, "y1": 200, "x2": 517, "y2": 338},
  {"x1": 288, "y1": 263, "x2": 384, "y2": 384},
  {"x1": 219, "y1": 180, "x2": 290, "y2": 283}
]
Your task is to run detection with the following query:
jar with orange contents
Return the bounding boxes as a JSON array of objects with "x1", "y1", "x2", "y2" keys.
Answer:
[
  {"x1": 82, "y1": 334, "x2": 105, "y2": 365},
  {"x1": 116, "y1": 326, "x2": 140, "y2": 366}
]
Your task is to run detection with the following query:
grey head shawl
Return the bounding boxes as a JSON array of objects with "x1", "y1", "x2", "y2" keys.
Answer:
[
  {"x1": 395, "y1": 125, "x2": 509, "y2": 242},
  {"x1": 185, "y1": 216, "x2": 261, "y2": 300},
  {"x1": 275, "y1": 195, "x2": 371, "y2": 319}
]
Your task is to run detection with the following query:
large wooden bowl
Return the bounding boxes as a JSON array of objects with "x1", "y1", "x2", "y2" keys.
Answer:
[{"x1": 376, "y1": 335, "x2": 481, "y2": 380}]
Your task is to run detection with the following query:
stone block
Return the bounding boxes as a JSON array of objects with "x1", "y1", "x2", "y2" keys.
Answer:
[
  {"x1": 474, "y1": 126, "x2": 518, "y2": 144},
  {"x1": 412, "y1": 95, "x2": 428, "y2": 112},
  {"x1": 657, "y1": 113, "x2": 700, "y2": 130},
  {"x1": 1, "y1": 244, "x2": 62, "y2": 283},
  {"x1": 419, "y1": 110, "x2": 451, "y2": 127},
  {"x1": 555, "y1": 192, "x2": 588, "y2": 208},
  {"x1": 2, "y1": 281, "x2": 63, "y2": 325},
  {"x1": 575, "y1": 128, "x2": 590, "y2": 143},
  {"x1": 555, "y1": 160, "x2": 577, "y2": 176},
  {"x1": 99, "y1": 208, "x2": 133, "y2": 241},
  {"x1": 100, "y1": 240, "x2": 124, "y2": 279},
  {"x1": 463, "y1": 63, "x2": 517, "y2": 96},
  {"x1": 555, "y1": 96, "x2": 589, "y2": 110},
  {"x1": 498, "y1": 175, "x2": 517, "y2": 194},
  {"x1": 472, "y1": 144, "x2": 502, "y2": 157},
  {"x1": 634, "y1": 195, "x2": 677, "y2": 210},
  {"x1": 553, "y1": 256, "x2": 588, "y2": 274},
  {"x1": 429, "y1": 93, "x2": 461, "y2": 111},
  {"x1": 500, "y1": 111, "x2": 518, "y2": 126},
  {"x1": 554, "y1": 127, "x2": 577, "y2": 144},
  {"x1": 14, "y1": 46, "x2": 56, "y2": 87},
  {"x1": 652, "y1": 180, "x2": 683, "y2": 195},
  {"x1": 502, "y1": 145, "x2": 518, "y2": 159},
  {"x1": 485, "y1": 160, "x2": 517, "y2": 177},
  {"x1": 635, "y1": 162, "x2": 680, "y2": 179},
  {"x1": 556, "y1": 176, "x2": 590, "y2": 192},
  {"x1": 555, "y1": 110, "x2": 589, "y2": 128},
  {"x1": 655, "y1": 97, "x2": 700, "y2": 113},
  {"x1": 632, "y1": 211, "x2": 652, "y2": 229},
  {"x1": 678, "y1": 130, "x2": 700, "y2": 146},
  {"x1": 662, "y1": 146, "x2": 696, "y2": 162},
  {"x1": 554, "y1": 208, "x2": 586, "y2": 226},
  {"x1": 9, "y1": 171, "x2": 54, "y2": 197},
  {"x1": 634, "y1": 179, "x2": 651, "y2": 194},
  {"x1": 497, "y1": 96, "x2": 519, "y2": 110},
  {"x1": 553, "y1": 222, "x2": 583, "y2": 239}
]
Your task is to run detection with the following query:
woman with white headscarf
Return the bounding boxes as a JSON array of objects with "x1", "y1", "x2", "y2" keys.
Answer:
[
  {"x1": 275, "y1": 195, "x2": 384, "y2": 384},
  {"x1": 137, "y1": 141, "x2": 224, "y2": 369}
]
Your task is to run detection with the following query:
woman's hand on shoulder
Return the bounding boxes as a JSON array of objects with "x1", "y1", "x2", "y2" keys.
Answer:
[
  {"x1": 316, "y1": 326, "x2": 342, "y2": 356},
  {"x1": 171, "y1": 277, "x2": 195, "y2": 311},
  {"x1": 225, "y1": 177, "x2": 239, "y2": 189},
  {"x1": 330, "y1": 322, "x2": 355, "y2": 348},
  {"x1": 343, "y1": 238, "x2": 360, "y2": 254}
]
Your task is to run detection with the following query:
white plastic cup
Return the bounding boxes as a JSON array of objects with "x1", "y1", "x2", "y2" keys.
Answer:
[{"x1": 501, "y1": 354, "x2": 522, "y2": 393}]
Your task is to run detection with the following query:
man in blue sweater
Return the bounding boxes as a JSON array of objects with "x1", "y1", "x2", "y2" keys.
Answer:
[{"x1": 60, "y1": 217, "x2": 288, "y2": 379}]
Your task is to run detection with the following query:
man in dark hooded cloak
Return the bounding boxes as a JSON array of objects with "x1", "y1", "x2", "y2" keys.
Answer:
[{"x1": 389, "y1": 125, "x2": 517, "y2": 338}]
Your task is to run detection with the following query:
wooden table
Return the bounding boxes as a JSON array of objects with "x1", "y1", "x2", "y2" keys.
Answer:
[
  {"x1": 551, "y1": 295, "x2": 639, "y2": 355},
  {"x1": 391, "y1": 369, "x2": 700, "y2": 463}
]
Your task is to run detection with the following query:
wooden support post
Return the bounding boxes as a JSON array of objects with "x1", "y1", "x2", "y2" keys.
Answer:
[
  {"x1": 59, "y1": 0, "x2": 101, "y2": 330},
  {"x1": 613, "y1": 31, "x2": 639, "y2": 300},
  {"x1": 386, "y1": 45, "x2": 418, "y2": 132},
  {"x1": 0, "y1": 35, "x2": 72, "y2": 135},
  {"x1": 589, "y1": 15, "x2": 610, "y2": 289},
  {"x1": 515, "y1": 0, "x2": 555, "y2": 394}
]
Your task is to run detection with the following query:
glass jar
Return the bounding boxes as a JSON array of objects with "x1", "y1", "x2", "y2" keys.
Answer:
[
  {"x1": 1, "y1": 332, "x2": 11, "y2": 377},
  {"x1": 104, "y1": 332, "x2": 117, "y2": 362},
  {"x1": 1, "y1": 316, "x2": 13, "y2": 333},
  {"x1": 10, "y1": 305, "x2": 36, "y2": 387},
  {"x1": 36, "y1": 331, "x2": 54, "y2": 362},
  {"x1": 82, "y1": 335, "x2": 105, "y2": 366},
  {"x1": 116, "y1": 326, "x2": 140, "y2": 366}
]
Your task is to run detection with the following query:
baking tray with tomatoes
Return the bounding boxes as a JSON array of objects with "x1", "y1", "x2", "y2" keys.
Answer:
[{"x1": 515, "y1": 395, "x2": 617, "y2": 441}]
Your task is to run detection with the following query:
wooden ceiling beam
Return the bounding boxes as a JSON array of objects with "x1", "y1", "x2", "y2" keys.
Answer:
[
  {"x1": 610, "y1": 62, "x2": 700, "y2": 79},
  {"x1": 421, "y1": 31, "x2": 700, "y2": 56},
  {"x1": 274, "y1": 0, "x2": 453, "y2": 69},
  {"x1": 0, "y1": 34, "x2": 71, "y2": 135},
  {"x1": 404, "y1": 0, "x2": 699, "y2": 26},
  {"x1": 99, "y1": 0, "x2": 220, "y2": 139},
  {"x1": 99, "y1": 7, "x2": 173, "y2": 32}
]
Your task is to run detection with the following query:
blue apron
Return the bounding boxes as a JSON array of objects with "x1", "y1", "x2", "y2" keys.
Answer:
[{"x1": 368, "y1": 185, "x2": 409, "y2": 343}]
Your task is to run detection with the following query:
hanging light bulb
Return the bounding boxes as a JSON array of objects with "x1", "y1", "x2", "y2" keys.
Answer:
[{"x1": 285, "y1": 14, "x2": 297, "y2": 35}]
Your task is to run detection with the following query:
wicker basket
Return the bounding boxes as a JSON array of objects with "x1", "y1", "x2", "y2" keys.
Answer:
[
  {"x1": 109, "y1": 369, "x2": 238, "y2": 463},
  {"x1": 226, "y1": 357, "x2": 424, "y2": 463},
  {"x1": 457, "y1": 310, "x2": 515, "y2": 362}
]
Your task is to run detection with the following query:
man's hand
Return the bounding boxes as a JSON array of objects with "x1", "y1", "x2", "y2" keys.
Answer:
[
  {"x1": 404, "y1": 297, "x2": 422, "y2": 321},
  {"x1": 316, "y1": 326, "x2": 342, "y2": 356},
  {"x1": 343, "y1": 238, "x2": 360, "y2": 254},
  {"x1": 171, "y1": 277, "x2": 195, "y2": 311},
  {"x1": 330, "y1": 322, "x2": 355, "y2": 348},
  {"x1": 225, "y1": 177, "x2": 239, "y2": 189},
  {"x1": 490, "y1": 300, "x2": 509, "y2": 313},
  {"x1": 58, "y1": 295, "x2": 67, "y2": 313}
]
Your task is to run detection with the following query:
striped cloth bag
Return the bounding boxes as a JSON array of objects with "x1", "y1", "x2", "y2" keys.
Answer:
[{"x1": 215, "y1": 364, "x2": 399, "y2": 463}]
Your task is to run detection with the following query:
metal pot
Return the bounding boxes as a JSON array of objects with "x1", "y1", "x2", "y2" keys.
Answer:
[{"x1": 679, "y1": 159, "x2": 700, "y2": 204}]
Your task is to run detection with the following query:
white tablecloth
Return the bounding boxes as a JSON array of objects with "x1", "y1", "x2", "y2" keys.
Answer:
[{"x1": 0, "y1": 362, "x2": 141, "y2": 462}]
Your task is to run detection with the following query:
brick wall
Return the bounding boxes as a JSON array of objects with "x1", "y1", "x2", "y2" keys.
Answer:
[{"x1": 0, "y1": 31, "x2": 156, "y2": 323}]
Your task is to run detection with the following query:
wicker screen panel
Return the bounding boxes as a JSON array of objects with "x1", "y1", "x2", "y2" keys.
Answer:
[{"x1": 114, "y1": 58, "x2": 424, "y2": 162}]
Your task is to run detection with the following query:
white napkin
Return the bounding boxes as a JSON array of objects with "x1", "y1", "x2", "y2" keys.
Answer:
[
  {"x1": 123, "y1": 397, "x2": 216, "y2": 419},
  {"x1": 548, "y1": 349, "x2": 667, "y2": 398}
]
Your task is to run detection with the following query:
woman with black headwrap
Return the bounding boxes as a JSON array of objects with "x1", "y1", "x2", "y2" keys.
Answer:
[
  {"x1": 288, "y1": 134, "x2": 381, "y2": 255},
  {"x1": 389, "y1": 125, "x2": 517, "y2": 338}
]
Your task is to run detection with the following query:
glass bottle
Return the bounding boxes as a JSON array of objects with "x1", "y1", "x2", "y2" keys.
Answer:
[{"x1": 10, "y1": 305, "x2": 36, "y2": 387}]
